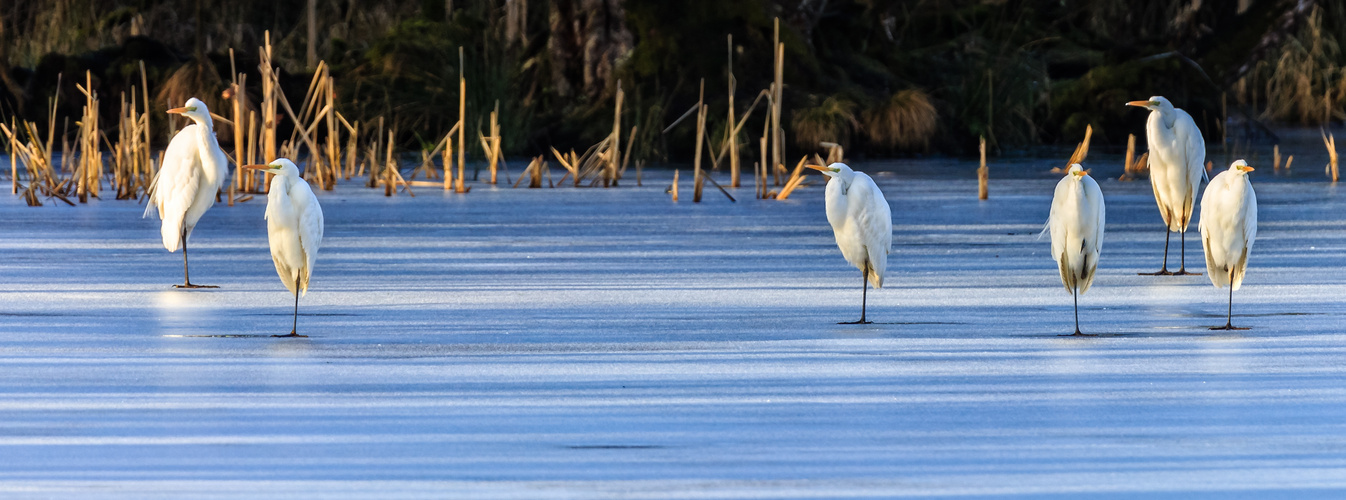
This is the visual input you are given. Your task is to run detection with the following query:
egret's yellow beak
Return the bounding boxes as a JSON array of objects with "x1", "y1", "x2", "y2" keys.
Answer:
[
  {"x1": 241, "y1": 164, "x2": 274, "y2": 170},
  {"x1": 805, "y1": 164, "x2": 829, "y2": 172},
  {"x1": 167, "y1": 106, "x2": 197, "y2": 114},
  {"x1": 1072, "y1": 170, "x2": 1086, "y2": 177},
  {"x1": 1125, "y1": 100, "x2": 1154, "y2": 108},
  {"x1": 1240, "y1": 165, "x2": 1255, "y2": 172}
]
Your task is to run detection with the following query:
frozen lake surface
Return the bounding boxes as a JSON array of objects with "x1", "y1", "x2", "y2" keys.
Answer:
[{"x1": 3, "y1": 161, "x2": 1346, "y2": 498}]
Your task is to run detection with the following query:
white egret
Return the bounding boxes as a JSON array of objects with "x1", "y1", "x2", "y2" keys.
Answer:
[
  {"x1": 242, "y1": 158, "x2": 324, "y2": 337},
  {"x1": 1127, "y1": 96, "x2": 1206, "y2": 276},
  {"x1": 143, "y1": 97, "x2": 230, "y2": 288},
  {"x1": 1199, "y1": 160, "x2": 1257, "y2": 330},
  {"x1": 1047, "y1": 164, "x2": 1105, "y2": 336},
  {"x1": 806, "y1": 162, "x2": 892, "y2": 324}
]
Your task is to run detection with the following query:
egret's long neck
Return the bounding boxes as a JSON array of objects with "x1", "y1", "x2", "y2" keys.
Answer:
[
  {"x1": 193, "y1": 117, "x2": 227, "y2": 183},
  {"x1": 1155, "y1": 108, "x2": 1177, "y2": 129}
]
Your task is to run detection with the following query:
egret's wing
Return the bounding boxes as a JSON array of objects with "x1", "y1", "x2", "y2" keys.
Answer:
[
  {"x1": 849, "y1": 173, "x2": 892, "y2": 287},
  {"x1": 1231, "y1": 179, "x2": 1257, "y2": 290},
  {"x1": 153, "y1": 126, "x2": 204, "y2": 251},
  {"x1": 291, "y1": 181, "x2": 325, "y2": 295},
  {"x1": 1076, "y1": 176, "x2": 1106, "y2": 294}
]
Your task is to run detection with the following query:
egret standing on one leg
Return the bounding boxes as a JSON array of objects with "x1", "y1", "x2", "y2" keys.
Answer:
[
  {"x1": 144, "y1": 97, "x2": 229, "y2": 288},
  {"x1": 242, "y1": 159, "x2": 324, "y2": 337},
  {"x1": 1048, "y1": 164, "x2": 1105, "y2": 336},
  {"x1": 1127, "y1": 96, "x2": 1205, "y2": 276},
  {"x1": 1200, "y1": 160, "x2": 1257, "y2": 331},
  {"x1": 806, "y1": 162, "x2": 892, "y2": 324}
]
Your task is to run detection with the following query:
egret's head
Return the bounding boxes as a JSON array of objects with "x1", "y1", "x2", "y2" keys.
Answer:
[
  {"x1": 167, "y1": 97, "x2": 211, "y2": 122},
  {"x1": 805, "y1": 162, "x2": 854, "y2": 179},
  {"x1": 242, "y1": 158, "x2": 301, "y2": 177},
  {"x1": 1125, "y1": 95, "x2": 1171, "y2": 111},
  {"x1": 1067, "y1": 163, "x2": 1088, "y2": 177},
  {"x1": 1230, "y1": 159, "x2": 1255, "y2": 175}
]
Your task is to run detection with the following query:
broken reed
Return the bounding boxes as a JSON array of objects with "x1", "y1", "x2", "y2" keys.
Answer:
[
  {"x1": 1323, "y1": 128, "x2": 1338, "y2": 182},
  {"x1": 978, "y1": 136, "x2": 988, "y2": 200}
]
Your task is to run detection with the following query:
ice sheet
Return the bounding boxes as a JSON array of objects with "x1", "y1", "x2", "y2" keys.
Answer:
[{"x1": 2, "y1": 165, "x2": 1346, "y2": 498}]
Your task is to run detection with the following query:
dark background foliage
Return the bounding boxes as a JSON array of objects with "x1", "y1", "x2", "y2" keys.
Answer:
[{"x1": 0, "y1": 0, "x2": 1337, "y2": 162}]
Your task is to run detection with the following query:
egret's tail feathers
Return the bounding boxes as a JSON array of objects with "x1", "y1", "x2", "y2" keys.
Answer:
[
  {"x1": 868, "y1": 269, "x2": 883, "y2": 289},
  {"x1": 161, "y1": 220, "x2": 182, "y2": 252},
  {"x1": 1230, "y1": 248, "x2": 1250, "y2": 291},
  {"x1": 1077, "y1": 249, "x2": 1097, "y2": 295},
  {"x1": 141, "y1": 170, "x2": 161, "y2": 219},
  {"x1": 1058, "y1": 250, "x2": 1075, "y2": 292}
]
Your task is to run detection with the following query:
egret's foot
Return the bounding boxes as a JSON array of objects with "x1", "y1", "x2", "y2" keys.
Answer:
[
  {"x1": 174, "y1": 283, "x2": 219, "y2": 289},
  {"x1": 271, "y1": 332, "x2": 308, "y2": 338},
  {"x1": 1210, "y1": 325, "x2": 1250, "y2": 331},
  {"x1": 1138, "y1": 270, "x2": 1174, "y2": 276},
  {"x1": 1172, "y1": 269, "x2": 1202, "y2": 276},
  {"x1": 1063, "y1": 331, "x2": 1097, "y2": 337},
  {"x1": 838, "y1": 320, "x2": 874, "y2": 325}
]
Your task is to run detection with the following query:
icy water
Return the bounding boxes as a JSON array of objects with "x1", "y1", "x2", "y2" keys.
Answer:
[{"x1": 3, "y1": 156, "x2": 1346, "y2": 498}]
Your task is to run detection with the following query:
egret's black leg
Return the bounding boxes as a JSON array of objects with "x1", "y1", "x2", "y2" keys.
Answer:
[
  {"x1": 839, "y1": 262, "x2": 873, "y2": 325},
  {"x1": 1174, "y1": 229, "x2": 1201, "y2": 275},
  {"x1": 174, "y1": 228, "x2": 218, "y2": 289},
  {"x1": 1064, "y1": 286, "x2": 1095, "y2": 336},
  {"x1": 273, "y1": 288, "x2": 308, "y2": 338},
  {"x1": 1139, "y1": 230, "x2": 1174, "y2": 276},
  {"x1": 1211, "y1": 279, "x2": 1248, "y2": 330}
]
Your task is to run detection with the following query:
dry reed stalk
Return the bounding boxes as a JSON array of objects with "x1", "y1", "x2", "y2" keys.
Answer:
[
  {"x1": 441, "y1": 128, "x2": 453, "y2": 189},
  {"x1": 261, "y1": 31, "x2": 277, "y2": 171},
  {"x1": 1323, "y1": 128, "x2": 1338, "y2": 181},
  {"x1": 245, "y1": 110, "x2": 258, "y2": 191},
  {"x1": 694, "y1": 80, "x2": 706, "y2": 203},
  {"x1": 714, "y1": 89, "x2": 769, "y2": 168},
  {"x1": 1274, "y1": 144, "x2": 1281, "y2": 170},
  {"x1": 550, "y1": 146, "x2": 577, "y2": 183},
  {"x1": 1132, "y1": 152, "x2": 1148, "y2": 178},
  {"x1": 1286, "y1": 155, "x2": 1295, "y2": 170},
  {"x1": 75, "y1": 71, "x2": 102, "y2": 203},
  {"x1": 512, "y1": 157, "x2": 534, "y2": 188},
  {"x1": 1121, "y1": 134, "x2": 1135, "y2": 181},
  {"x1": 752, "y1": 161, "x2": 760, "y2": 199},
  {"x1": 635, "y1": 159, "x2": 643, "y2": 187},
  {"x1": 488, "y1": 100, "x2": 500, "y2": 184},
  {"x1": 367, "y1": 116, "x2": 383, "y2": 187},
  {"x1": 978, "y1": 136, "x2": 988, "y2": 200},
  {"x1": 346, "y1": 120, "x2": 358, "y2": 180},
  {"x1": 1055, "y1": 124, "x2": 1093, "y2": 173},
  {"x1": 608, "y1": 83, "x2": 623, "y2": 187},
  {"x1": 455, "y1": 47, "x2": 467, "y2": 193},
  {"x1": 385, "y1": 129, "x2": 395, "y2": 196},
  {"x1": 775, "y1": 156, "x2": 808, "y2": 200},
  {"x1": 620, "y1": 125, "x2": 637, "y2": 179},
  {"x1": 324, "y1": 72, "x2": 338, "y2": 189},
  {"x1": 727, "y1": 34, "x2": 739, "y2": 188},
  {"x1": 758, "y1": 133, "x2": 768, "y2": 199},
  {"x1": 771, "y1": 19, "x2": 784, "y2": 186},
  {"x1": 672, "y1": 169, "x2": 679, "y2": 202}
]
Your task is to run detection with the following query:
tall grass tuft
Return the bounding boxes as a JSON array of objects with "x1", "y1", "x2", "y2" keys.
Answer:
[
  {"x1": 790, "y1": 95, "x2": 858, "y2": 151},
  {"x1": 1252, "y1": 5, "x2": 1346, "y2": 125},
  {"x1": 864, "y1": 89, "x2": 937, "y2": 151}
]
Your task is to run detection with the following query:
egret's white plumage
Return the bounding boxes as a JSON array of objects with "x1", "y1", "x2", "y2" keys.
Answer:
[
  {"x1": 1199, "y1": 160, "x2": 1257, "y2": 330},
  {"x1": 1047, "y1": 164, "x2": 1105, "y2": 335},
  {"x1": 244, "y1": 159, "x2": 324, "y2": 337},
  {"x1": 143, "y1": 97, "x2": 229, "y2": 287},
  {"x1": 1128, "y1": 96, "x2": 1205, "y2": 274},
  {"x1": 808, "y1": 162, "x2": 892, "y2": 323}
]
